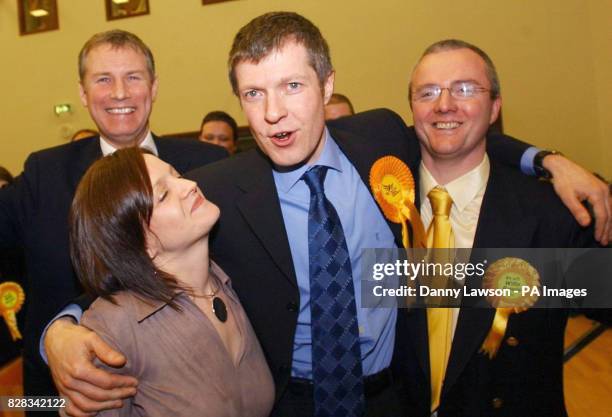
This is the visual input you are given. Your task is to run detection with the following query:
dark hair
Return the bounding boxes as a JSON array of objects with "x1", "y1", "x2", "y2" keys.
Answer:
[
  {"x1": 200, "y1": 111, "x2": 238, "y2": 142},
  {"x1": 79, "y1": 29, "x2": 155, "y2": 81},
  {"x1": 228, "y1": 11, "x2": 333, "y2": 94},
  {"x1": 69, "y1": 148, "x2": 182, "y2": 307},
  {"x1": 328, "y1": 93, "x2": 355, "y2": 115},
  {"x1": 409, "y1": 39, "x2": 501, "y2": 101},
  {"x1": 0, "y1": 166, "x2": 14, "y2": 187}
]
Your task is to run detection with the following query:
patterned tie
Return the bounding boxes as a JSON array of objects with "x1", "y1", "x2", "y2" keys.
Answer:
[
  {"x1": 303, "y1": 165, "x2": 364, "y2": 417},
  {"x1": 426, "y1": 187, "x2": 454, "y2": 412}
]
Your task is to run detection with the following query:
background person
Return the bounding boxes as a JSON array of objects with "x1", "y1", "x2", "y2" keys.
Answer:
[
  {"x1": 0, "y1": 166, "x2": 14, "y2": 188},
  {"x1": 199, "y1": 110, "x2": 239, "y2": 154},
  {"x1": 324, "y1": 93, "x2": 355, "y2": 120},
  {"x1": 71, "y1": 129, "x2": 99, "y2": 142},
  {"x1": 0, "y1": 165, "x2": 26, "y2": 371}
]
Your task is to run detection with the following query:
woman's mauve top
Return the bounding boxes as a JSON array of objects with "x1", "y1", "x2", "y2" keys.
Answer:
[{"x1": 82, "y1": 262, "x2": 274, "y2": 417}]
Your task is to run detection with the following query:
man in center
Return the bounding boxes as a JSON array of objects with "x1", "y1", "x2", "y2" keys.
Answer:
[{"x1": 180, "y1": 14, "x2": 595, "y2": 417}]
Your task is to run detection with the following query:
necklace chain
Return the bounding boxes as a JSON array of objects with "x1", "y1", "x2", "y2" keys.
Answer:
[{"x1": 189, "y1": 277, "x2": 220, "y2": 299}]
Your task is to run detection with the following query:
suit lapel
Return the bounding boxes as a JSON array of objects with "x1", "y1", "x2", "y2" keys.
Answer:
[
  {"x1": 68, "y1": 137, "x2": 102, "y2": 192},
  {"x1": 153, "y1": 135, "x2": 187, "y2": 172},
  {"x1": 234, "y1": 150, "x2": 298, "y2": 286},
  {"x1": 472, "y1": 162, "x2": 537, "y2": 249},
  {"x1": 330, "y1": 126, "x2": 410, "y2": 247},
  {"x1": 442, "y1": 160, "x2": 538, "y2": 397}
]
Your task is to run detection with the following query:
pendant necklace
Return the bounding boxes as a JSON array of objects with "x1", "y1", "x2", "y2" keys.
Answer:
[{"x1": 191, "y1": 277, "x2": 227, "y2": 323}]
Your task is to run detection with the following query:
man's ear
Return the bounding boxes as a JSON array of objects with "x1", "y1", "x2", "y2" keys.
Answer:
[
  {"x1": 151, "y1": 76, "x2": 159, "y2": 102},
  {"x1": 489, "y1": 96, "x2": 502, "y2": 125},
  {"x1": 323, "y1": 71, "x2": 335, "y2": 105},
  {"x1": 79, "y1": 82, "x2": 88, "y2": 107}
]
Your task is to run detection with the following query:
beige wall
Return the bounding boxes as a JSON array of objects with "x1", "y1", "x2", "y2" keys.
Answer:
[{"x1": 0, "y1": 0, "x2": 609, "y2": 177}]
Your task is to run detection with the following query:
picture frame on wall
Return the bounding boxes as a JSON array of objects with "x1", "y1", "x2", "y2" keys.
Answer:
[
  {"x1": 18, "y1": 0, "x2": 59, "y2": 36},
  {"x1": 105, "y1": 0, "x2": 150, "y2": 21}
]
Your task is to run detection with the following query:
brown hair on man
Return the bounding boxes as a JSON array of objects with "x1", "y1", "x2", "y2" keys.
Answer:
[
  {"x1": 78, "y1": 29, "x2": 156, "y2": 80},
  {"x1": 228, "y1": 11, "x2": 333, "y2": 94},
  {"x1": 409, "y1": 39, "x2": 500, "y2": 102}
]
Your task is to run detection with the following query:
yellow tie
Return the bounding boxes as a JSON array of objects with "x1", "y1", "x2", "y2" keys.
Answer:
[{"x1": 426, "y1": 187, "x2": 454, "y2": 412}]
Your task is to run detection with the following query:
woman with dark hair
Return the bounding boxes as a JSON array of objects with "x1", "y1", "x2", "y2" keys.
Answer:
[{"x1": 70, "y1": 148, "x2": 273, "y2": 417}]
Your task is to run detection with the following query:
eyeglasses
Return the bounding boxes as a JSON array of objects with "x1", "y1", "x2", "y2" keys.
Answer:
[{"x1": 411, "y1": 81, "x2": 490, "y2": 102}]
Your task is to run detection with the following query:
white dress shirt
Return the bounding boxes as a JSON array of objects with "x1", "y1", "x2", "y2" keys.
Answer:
[{"x1": 99, "y1": 131, "x2": 158, "y2": 156}]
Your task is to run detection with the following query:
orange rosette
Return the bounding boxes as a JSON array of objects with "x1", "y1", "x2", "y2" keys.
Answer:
[
  {"x1": 0, "y1": 281, "x2": 25, "y2": 341},
  {"x1": 480, "y1": 258, "x2": 540, "y2": 358},
  {"x1": 369, "y1": 156, "x2": 426, "y2": 248}
]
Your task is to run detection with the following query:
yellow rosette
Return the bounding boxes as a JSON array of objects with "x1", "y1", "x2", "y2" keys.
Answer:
[
  {"x1": 480, "y1": 257, "x2": 540, "y2": 358},
  {"x1": 0, "y1": 281, "x2": 26, "y2": 341},
  {"x1": 369, "y1": 156, "x2": 426, "y2": 248}
]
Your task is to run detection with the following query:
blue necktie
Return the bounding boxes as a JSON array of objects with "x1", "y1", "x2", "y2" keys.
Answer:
[{"x1": 302, "y1": 165, "x2": 364, "y2": 417}]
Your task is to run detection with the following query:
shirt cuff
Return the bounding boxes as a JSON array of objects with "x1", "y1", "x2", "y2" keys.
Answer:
[
  {"x1": 520, "y1": 146, "x2": 541, "y2": 176},
  {"x1": 39, "y1": 304, "x2": 83, "y2": 364}
]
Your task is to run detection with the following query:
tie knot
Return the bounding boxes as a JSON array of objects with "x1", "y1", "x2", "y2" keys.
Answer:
[
  {"x1": 302, "y1": 165, "x2": 329, "y2": 195},
  {"x1": 428, "y1": 187, "x2": 453, "y2": 217}
]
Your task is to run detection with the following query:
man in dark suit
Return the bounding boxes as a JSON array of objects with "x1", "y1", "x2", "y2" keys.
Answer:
[
  {"x1": 43, "y1": 13, "x2": 611, "y2": 417},
  {"x1": 394, "y1": 39, "x2": 599, "y2": 417},
  {"x1": 0, "y1": 29, "x2": 226, "y2": 405}
]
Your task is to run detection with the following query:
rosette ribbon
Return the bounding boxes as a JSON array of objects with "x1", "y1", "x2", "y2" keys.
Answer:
[
  {"x1": 369, "y1": 156, "x2": 426, "y2": 249},
  {"x1": 0, "y1": 281, "x2": 25, "y2": 341},
  {"x1": 480, "y1": 257, "x2": 540, "y2": 358}
]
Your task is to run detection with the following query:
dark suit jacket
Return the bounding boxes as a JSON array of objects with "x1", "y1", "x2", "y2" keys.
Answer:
[
  {"x1": 0, "y1": 135, "x2": 227, "y2": 396},
  {"x1": 187, "y1": 109, "x2": 533, "y2": 408},
  {"x1": 394, "y1": 159, "x2": 597, "y2": 417}
]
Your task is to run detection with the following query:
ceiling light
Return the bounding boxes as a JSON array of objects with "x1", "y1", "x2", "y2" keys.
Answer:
[{"x1": 29, "y1": 9, "x2": 49, "y2": 17}]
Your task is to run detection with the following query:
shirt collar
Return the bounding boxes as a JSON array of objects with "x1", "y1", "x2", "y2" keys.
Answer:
[
  {"x1": 419, "y1": 154, "x2": 490, "y2": 213},
  {"x1": 134, "y1": 260, "x2": 231, "y2": 322},
  {"x1": 99, "y1": 131, "x2": 158, "y2": 157},
  {"x1": 272, "y1": 127, "x2": 343, "y2": 193}
]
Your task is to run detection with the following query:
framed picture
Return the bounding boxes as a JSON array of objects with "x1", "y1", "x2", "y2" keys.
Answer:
[
  {"x1": 105, "y1": 0, "x2": 150, "y2": 21},
  {"x1": 18, "y1": 0, "x2": 59, "y2": 36},
  {"x1": 202, "y1": 0, "x2": 235, "y2": 5}
]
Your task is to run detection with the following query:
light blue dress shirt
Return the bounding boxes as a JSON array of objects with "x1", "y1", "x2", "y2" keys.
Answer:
[{"x1": 272, "y1": 129, "x2": 397, "y2": 379}]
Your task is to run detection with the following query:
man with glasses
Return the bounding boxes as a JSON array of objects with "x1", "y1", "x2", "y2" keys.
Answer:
[{"x1": 394, "y1": 39, "x2": 599, "y2": 417}]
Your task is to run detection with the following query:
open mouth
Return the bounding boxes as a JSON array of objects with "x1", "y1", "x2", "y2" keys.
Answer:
[
  {"x1": 433, "y1": 121, "x2": 461, "y2": 130},
  {"x1": 106, "y1": 107, "x2": 135, "y2": 115},
  {"x1": 269, "y1": 130, "x2": 295, "y2": 146}
]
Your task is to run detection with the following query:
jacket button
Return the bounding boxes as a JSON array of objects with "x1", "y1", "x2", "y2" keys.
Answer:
[
  {"x1": 286, "y1": 301, "x2": 298, "y2": 312},
  {"x1": 506, "y1": 336, "x2": 519, "y2": 347},
  {"x1": 492, "y1": 397, "x2": 504, "y2": 409}
]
